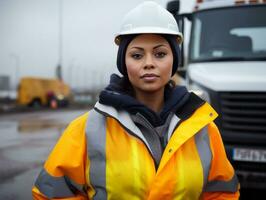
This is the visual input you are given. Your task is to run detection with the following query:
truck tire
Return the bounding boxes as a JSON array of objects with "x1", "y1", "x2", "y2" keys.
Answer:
[{"x1": 30, "y1": 99, "x2": 41, "y2": 108}]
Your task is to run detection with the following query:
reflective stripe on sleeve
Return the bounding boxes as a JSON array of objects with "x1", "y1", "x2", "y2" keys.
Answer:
[
  {"x1": 35, "y1": 168, "x2": 86, "y2": 199},
  {"x1": 86, "y1": 109, "x2": 107, "y2": 200},
  {"x1": 204, "y1": 173, "x2": 239, "y2": 192},
  {"x1": 195, "y1": 126, "x2": 239, "y2": 193},
  {"x1": 195, "y1": 126, "x2": 212, "y2": 189}
]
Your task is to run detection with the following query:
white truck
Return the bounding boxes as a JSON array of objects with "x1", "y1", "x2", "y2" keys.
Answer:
[{"x1": 167, "y1": 0, "x2": 266, "y2": 189}]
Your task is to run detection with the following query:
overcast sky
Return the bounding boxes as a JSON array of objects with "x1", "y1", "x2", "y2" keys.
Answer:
[{"x1": 0, "y1": 0, "x2": 195, "y2": 89}]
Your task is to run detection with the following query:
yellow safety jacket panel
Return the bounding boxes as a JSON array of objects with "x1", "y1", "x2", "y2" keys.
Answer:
[{"x1": 32, "y1": 102, "x2": 240, "y2": 200}]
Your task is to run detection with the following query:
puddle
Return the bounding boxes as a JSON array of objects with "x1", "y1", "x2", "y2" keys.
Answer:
[{"x1": 17, "y1": 118, "x2": 67, "y2": 133}]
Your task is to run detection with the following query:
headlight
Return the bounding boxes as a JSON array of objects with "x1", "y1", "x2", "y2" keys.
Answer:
[
  {"x1": 57, "y1": 94, "x2": 64, "y2": 100},
  {"x1": 188, "y1": 83, "x2": 211, "y2": 103}
]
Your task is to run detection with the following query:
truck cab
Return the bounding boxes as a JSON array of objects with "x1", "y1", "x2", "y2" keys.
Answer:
[
  {"x1": 167, "y1": 0, "x2": 266, "y2": 189},
  {"x1": 17, "y1": 77, "x2": 71, "y2": 108}
]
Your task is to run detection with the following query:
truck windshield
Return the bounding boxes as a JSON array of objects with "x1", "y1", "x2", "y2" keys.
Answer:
[{"x1": 189, "y1": 5, "x2": 266, "y2": 62}]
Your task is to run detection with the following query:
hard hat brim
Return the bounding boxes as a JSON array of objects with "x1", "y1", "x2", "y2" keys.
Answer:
[{"x1": 115, "y1": 27, "x2": 183, "y2": 45}]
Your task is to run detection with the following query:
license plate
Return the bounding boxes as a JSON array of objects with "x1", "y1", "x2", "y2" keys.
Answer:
[{"x1": 233, "y1": 148, "x2": 266, "y2": 163}]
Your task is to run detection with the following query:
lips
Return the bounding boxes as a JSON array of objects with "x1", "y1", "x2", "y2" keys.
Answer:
[
  {"x1": 140, "y1": 73, "x2": 159, "y2": 81},
  {"x1": 140, "y1": 73, "x2": 159, "y2": 78}
]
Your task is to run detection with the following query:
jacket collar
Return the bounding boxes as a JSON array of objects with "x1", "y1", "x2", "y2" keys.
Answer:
[{"x1": 94, "y1": 102, "x2": 153, "y2": 154}]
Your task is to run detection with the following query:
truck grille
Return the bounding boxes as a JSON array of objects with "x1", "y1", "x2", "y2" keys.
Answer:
[{"x1": 219, "y1": 92, "x2": 266, "y2": 134}]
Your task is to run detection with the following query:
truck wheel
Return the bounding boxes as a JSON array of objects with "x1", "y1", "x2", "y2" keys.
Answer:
[{"x1": 30, "y1": 99, "x2": 41, "y2": 108}]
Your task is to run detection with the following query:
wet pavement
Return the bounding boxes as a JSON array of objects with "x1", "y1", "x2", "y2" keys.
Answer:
[{"x1": 0, "y1": 109, "x2": 87, "y2": 199}]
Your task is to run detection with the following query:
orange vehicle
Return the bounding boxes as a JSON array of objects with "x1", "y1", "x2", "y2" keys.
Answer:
[{"x1": 17, "y1": 77, "x2": 71, "y2": 107}]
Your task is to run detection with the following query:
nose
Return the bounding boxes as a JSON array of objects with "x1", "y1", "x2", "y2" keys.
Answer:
[{"x1": 143, "y1": 54, "x2": 155, "y2": 70}]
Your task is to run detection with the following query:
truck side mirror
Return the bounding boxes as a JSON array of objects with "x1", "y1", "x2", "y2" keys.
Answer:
[
  {"x1": 167, "y1": 0, "x2": 180, "y2": 14},
  {"x1": 167, "y1": 0, "x2": 188, "y2": 78},
  {"x1": 176, "y1": 13, "x2": 192, "y2": 78}
]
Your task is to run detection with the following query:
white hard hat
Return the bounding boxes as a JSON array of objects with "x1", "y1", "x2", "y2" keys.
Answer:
[{"x1": 114, "y1": 1, "x2": 183, "y2": 45}]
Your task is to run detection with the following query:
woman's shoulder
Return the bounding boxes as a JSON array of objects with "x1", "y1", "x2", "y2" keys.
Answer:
[
  {"x1": 69, "y1": 111, "x2": 89, "y2": 127},
  {"x1": 66, "y1": 108, "x2": 105, "y2": 135},
  {"x1": 63, "y1": 111, "x2": 89, "y2": 139}
]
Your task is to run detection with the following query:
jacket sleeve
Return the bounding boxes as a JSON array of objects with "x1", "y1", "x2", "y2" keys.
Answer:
[
  {"x1": 32, "y1": 112, "x2": 89, "y2": 200},
  {"x1": 202, "y1": 122, "x2": 240, "y2": 200}
]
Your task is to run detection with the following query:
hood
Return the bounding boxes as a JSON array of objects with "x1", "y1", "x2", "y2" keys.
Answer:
[
  {"x1": 188, "y1": 62, "x2": 266, "y2": 91},
  {"x1": 99, "y1": 74, "x2": 189, "y2": 126}
]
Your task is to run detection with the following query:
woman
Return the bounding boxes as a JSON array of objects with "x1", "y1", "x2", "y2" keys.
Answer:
[{"x1": 32, "y1": 1, "x2": 239, "y2": 199}]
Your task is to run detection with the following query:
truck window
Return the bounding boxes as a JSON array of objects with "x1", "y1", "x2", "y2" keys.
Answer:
[{"x1": 189, "y1": 5, "x2": 266, "y2": 62}]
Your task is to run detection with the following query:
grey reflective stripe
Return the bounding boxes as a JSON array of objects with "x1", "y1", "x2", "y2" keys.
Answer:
[
  {"x1": 167, "y1": 114, "x2": 180, "y2": 141},
  {"x1": 195, "y1": 126, "x2": 239, "y2": 193},
  {"x1": 195, "y1": 126, "x2": 212, "y2": 189},
  {"x1": 86, "y1": 109, "x2": 107, "y2": 200},
  {"x1": 205, "y1": 173, "x2": 239, "y2": 193},
  {"x1": 131, "y1": 113, "x2": 163, "y2": 166},
  {"x1": 35, "y1": 168, "x2": 86, "y2": 199},
  {"x1": 95, "y1": 102, "x2": 153, "y2": 153}
]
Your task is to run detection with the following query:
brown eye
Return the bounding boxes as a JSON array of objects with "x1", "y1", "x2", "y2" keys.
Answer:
[
  {"x1": 155, "y1": 52, "x2": 167, "y2": 58},
  {"x1": 131, "y1": 53, "x2": 143, "y2": 60}
]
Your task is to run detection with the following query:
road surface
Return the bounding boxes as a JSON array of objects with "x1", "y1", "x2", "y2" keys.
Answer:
[{"x1": 0, "y1": 109, "x2": 87, "y2": 199}]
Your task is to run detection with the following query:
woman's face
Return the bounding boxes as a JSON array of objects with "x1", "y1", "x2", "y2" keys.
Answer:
[{"x1": 125, "y1": 34, "x2": 173, "y2": 95}]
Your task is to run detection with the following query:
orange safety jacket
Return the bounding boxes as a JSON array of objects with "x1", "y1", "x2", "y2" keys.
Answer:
[{"x1": 32, "y1": 101, "x2": 240, "y2": 200}]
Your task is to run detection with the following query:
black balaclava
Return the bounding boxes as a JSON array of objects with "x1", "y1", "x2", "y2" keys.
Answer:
[{"x1": 116, "y1": 34, "x2": 180, "y2": 76}]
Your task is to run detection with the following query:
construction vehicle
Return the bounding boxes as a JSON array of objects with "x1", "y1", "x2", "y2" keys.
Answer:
[
  {"x1": 17, "y1": 77, "x2": 71, "y2": 108},
  {"x1": 167, "y1": 0, "x2": 266, "y2": 189}
]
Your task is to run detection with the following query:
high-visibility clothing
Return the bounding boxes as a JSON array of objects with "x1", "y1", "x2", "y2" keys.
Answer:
[{"x1": 32, "y1": 101, "x2": 239, "y2": 200}]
